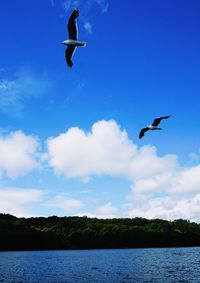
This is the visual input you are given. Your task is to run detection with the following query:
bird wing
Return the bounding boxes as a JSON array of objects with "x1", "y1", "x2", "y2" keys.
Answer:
[
  {"x1": 65, "y1": 46, "x2": 76, "y2": 68},
  {"x1": 139, "y1": 127, "x2": 149, "y2": 139},
  {"x1": 67, "y1": 9, "x2": 79, "y2": 40},
  {"x1": 152, "y1": 115, "x2": 170, "y2": 127}
]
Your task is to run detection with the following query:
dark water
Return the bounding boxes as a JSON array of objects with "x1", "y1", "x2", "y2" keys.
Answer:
[{"x1": 0, "y1": 247, "x2": 200, "y2": 282}]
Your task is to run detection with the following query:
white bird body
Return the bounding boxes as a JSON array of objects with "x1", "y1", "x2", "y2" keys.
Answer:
[
  {"x1": 61, "y1": 39, "x2": 86, "y2": 47},
  {"x1": 147, "y1": 125, "x2": 162, "y2": 130}
]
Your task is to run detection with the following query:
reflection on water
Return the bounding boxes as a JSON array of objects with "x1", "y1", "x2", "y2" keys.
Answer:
[{"x1": 0, "y1": 247, "x2": 200, "y2": 282}]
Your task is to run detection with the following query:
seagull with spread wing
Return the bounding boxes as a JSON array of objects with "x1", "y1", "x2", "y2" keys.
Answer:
[
  {"x1": 61, "y1": 9, "x2": 86, "y2": 68},
  {"x1": 139, "y1": 116, "x2": 170, "y2": 139}
]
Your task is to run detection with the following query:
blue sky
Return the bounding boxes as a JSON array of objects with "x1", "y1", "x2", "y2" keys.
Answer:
[{"x1": 1, "y1": 0, "x2": 200, "y2": 220}]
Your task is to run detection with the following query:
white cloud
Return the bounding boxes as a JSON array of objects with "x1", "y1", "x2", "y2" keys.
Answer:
[
  {"x1": 0, "y1": 119, "x2": 200, "y2": 221},
  {"x1": 171, "y1": 165, "x2": 200, "y2": 194},
  {"x1": 95, "y1": 202, "x2": 118, "y2": 218},
  {"x1": 126, "y1": 164, "x2": 200, "y2": 221},
  {"x1": 47, "y1": 194, "x2": 84, "y2": 213},
  {"x1": 61, "y1": 0, "x2": 108, "y2": 35},
  {"x1": 189, "y1": 149, "x2": 200, "y2": 164},
  {"x1": 189, "y1": 152, "x2": 200, "y2": 162},
  {"x1": 0, "y1": 188, "x2": 43, "y2": 217},
  {"x1": 62, "y1": 0, "x2": 80, "y2": 12},
  {"x1": 0, "y1": 131, "x2": 39, "y2": 179},
  {"x1": 77, "y1": 202, "x2": 118, "y2": 219},
  {"x1": 62, "y1": 0, "x2": 108, "y2": 13},
  {"x1": 84, "y1": 21, "x2": 92, "y2": 33},
  {"x1": 95, "y1": 0, "x2": 108, "y2": 13},
  {"x1": 46, "y1": 120, "x2": 177, "y2": 181},
  {"x1": 85, "y1": 0, "x2": 108, "y2": 13},
  {"x1": 128, "y1": 164, "x2": 200, "y2": 201},
  {"x1": 46, "y1": 119, "x2": 200, "y2": 221},
  {"x1": 0, "y1": 69, "x2": 50, "y2": 117},
  {"x1": 126, "y1": 194, "x2": 200, "y2": 223}
]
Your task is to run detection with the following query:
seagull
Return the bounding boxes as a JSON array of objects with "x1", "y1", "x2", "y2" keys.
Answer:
[
  {"x1": 61, "y1": 8, "x2": 86, "y2": 68},
  {"x1": 139, "y1": 116, "x2": 170, "y2": 139}
]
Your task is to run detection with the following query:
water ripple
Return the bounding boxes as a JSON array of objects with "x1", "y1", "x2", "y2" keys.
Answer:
[{"x1": 0, "y1": 247, "x2": 200, "y2": 282}]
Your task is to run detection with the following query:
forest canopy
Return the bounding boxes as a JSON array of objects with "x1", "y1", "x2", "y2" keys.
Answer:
[{"x1": 1, "y1": 213, "x2": 200, "y2": 251}]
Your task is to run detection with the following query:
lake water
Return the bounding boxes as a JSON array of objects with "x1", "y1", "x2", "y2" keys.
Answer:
[{"x1": 0, "y1": 247, "x2": 200, "y2": 282}]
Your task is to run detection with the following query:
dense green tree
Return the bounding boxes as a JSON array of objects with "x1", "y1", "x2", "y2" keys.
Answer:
[{"x1": 1, "y1": 213, "x2": 200, "y2": 251}]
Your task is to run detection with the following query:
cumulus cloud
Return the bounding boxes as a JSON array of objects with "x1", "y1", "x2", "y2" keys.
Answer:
[
  {"x1": 189, "y1": 149, "x2": 200, "y2": 163},
  {"x1": 46, "y1": 119, "x2": 200, "y2": 221},
  {"x1": 171, "y1": 165, "x2": 200, "y2": 194},
  {"x1": 126, "y1": 194, "x2": 200, "y2": 223},
  {"x1": 0, "y1": 131, "x2": 39, "y2": 179},
  {"x1": 128, "y1": 164, "x2": 200, "y2": 200},
  {"x1": 1, "y1": 119, "x2": 200, "y2": 221},
  {"x1": 46, "y1": 120, "x2": 177, "y2": 181},
  {"x1": 77, "y1": 202, "x2": 118, "y2": 219},
  {"x1": 47, "y1": 194, "x2": 84, "y2": 213},
  {"x1": 0, "y1": 188, "x2": 43, "y2": 217},
  {"x1": 126, "y1": 163, "x2": 200, "y2": 221},
  {"x1": 0, "y1": 69, "x2": 50, "y2": 117},
  {"x1": 95, "y1": 202, "x2": 118, "y2": 218}
]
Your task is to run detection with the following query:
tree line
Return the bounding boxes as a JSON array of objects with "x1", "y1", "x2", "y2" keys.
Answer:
[{"x1": 1, "y1": 213, "x2": 200, "y2": 251}]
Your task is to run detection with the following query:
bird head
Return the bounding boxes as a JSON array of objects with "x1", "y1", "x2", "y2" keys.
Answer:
[{"x1": 60, "y1": 40, "x2": 69, "y2": 45}]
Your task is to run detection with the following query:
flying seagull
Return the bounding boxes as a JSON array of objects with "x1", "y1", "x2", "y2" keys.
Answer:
[
  {"x1": 61, "y1": 9, "x2": 86, "y2": 68},
  {"x1": 139, "y1": 116, "x2": 170, "y2": 139}
]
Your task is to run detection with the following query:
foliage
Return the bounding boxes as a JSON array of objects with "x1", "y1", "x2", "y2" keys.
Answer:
[{"x1": 1, "y1": 214, "x2": 200, "y2": 251}]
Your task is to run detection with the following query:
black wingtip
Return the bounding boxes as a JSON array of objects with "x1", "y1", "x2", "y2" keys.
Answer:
[
  {"x1": 139, "y1": 133, "x2": 143, "y2": 139},
  {"x1": 73, "y1": 8, "x2": 79, "y2": 17},
  {"x1": 66, "y1": 57, "x2": 73, "y2": 68},
  {"x1": 67, "y1": 62, "x2": 73, "y2": 68}
]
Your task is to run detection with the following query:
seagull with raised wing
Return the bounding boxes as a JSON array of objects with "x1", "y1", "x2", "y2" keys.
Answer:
[
  {"x1": 139, "y1": 116, "x2": 170, "y2": 139},
  {"x1": 61, "y1": 9, "x2": 86, "y2": 68}
]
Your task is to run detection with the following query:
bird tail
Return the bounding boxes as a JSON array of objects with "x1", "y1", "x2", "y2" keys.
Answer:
[{"x1": 80, "y1": 42, "x2": 86, "y2": 47}]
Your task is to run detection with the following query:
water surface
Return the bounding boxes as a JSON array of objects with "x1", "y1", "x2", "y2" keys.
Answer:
[{"x1": 0, "y1": 247, "x2": 200, "y2": 282}]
